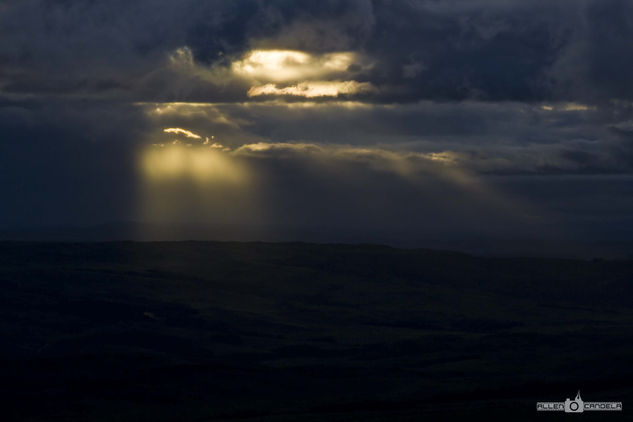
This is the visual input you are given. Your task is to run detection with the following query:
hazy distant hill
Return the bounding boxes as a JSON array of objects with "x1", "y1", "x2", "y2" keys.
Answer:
[
  {"x1": 2, "y1": 221, "x2": 633, "y2": 259},
  {"x1": 1, "y1": 241, "x2": 632, "y2": 421}
]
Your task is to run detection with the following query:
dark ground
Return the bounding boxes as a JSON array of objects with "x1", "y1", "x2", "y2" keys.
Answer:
[{"x1": 1, "y1": 241, "x2": 632, "y2": 421}]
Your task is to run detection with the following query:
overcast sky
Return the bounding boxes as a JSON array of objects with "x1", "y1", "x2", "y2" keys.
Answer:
[{"x1": 1, "y1": 0, "x2": 633, "y2": 246}]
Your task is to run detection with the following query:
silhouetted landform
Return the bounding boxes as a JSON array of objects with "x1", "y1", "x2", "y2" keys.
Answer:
[
  {"x1": 2, "y1": 241, "x2": 633, "y2": 421},
  {"x1": 2, "y1": 221, "x2": 633, "y2": 259}
]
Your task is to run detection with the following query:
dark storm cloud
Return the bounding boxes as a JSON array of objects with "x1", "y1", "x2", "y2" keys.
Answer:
[
  {"x1": 1, "y1": 0, "x2": 632, "y2": 103},
  {"x1": 550, "y1": 0, "x2": 633, "y2": 103},
  {"x1": 1, "y1": 0, "x2": 633, "y2": 246},
  {"x1": 188, "y1": 0, "x2": 376, "y2": 59},
  {"x1": 139, "y1": 100, "x2": 633, "y2": 175},
  {"x1": 0, "y1": 0, "x2": 374, "y2": 101},
  {"x1": 0, "y1": 98, "x2": 146, "y2": 227}
]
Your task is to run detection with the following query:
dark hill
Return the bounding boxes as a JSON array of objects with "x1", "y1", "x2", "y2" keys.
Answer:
[{"x1": 1, "y1": 241, "x2": 632, "y2": 421}]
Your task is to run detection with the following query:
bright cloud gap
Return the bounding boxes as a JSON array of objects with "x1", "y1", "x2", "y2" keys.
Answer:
[
  {"x1": 247, "y1": 81, "x2": 375, "y2": 98},
  {"x1": 228, "y1": 48, "x2": 374, "y2": 99},
  {"x1": 231, "y1": 50, "x2": 364, "y2": 83}
]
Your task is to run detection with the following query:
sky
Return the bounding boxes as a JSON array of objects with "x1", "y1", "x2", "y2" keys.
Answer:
[{"x1": 1, "y1": 0, "x2": 633, "y2": 249}]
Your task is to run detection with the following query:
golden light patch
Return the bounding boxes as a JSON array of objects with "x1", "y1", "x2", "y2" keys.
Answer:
[
  {"x1": 247, "y1": 81, "x2": 375, "y2": 98},
  {"x1": 540, "y1": 103, "x2": 593, "y2": 112},
  {"x1": 231, "y1": 49, "x2": 358, "y2": 83},
  {"x1": 560, "y1": 103, "x2": 592, "y2": 111},
  {"x1": 140, "y1": 144, "x2": 248, "y2": 184},
  {"x1": 424, "y1": 151, "x2": 458, "y2": 164}
]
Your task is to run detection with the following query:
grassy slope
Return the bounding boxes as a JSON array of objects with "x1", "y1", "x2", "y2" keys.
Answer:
[{"x1": 1, "y1": 241, "x2": 632, "y2": 421}]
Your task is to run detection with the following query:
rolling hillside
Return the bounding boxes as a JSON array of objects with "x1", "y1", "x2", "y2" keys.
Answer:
[{"x1": 1, "y1": 242, "x2": 632, "y2": 421}]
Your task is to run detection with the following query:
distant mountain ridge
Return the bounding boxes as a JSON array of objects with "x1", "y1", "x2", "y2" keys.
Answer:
[{"x1": 1, "y1": 221, "x2": 633, "y2": 259}]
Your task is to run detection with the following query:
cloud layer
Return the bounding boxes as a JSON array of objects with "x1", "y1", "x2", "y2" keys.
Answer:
[{"x1": 1, "y1": 0, "x2": 633, "y2": 246}]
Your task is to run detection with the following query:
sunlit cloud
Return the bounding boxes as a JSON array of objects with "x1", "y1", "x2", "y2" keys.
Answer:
[
  {"x1": 145, "y1": 138, "x2": 469, "y2": 184},
  {"x1": 231, "y1": 50, "x2": 363, "y2": 83},
  {"x1": 228, "y1": 49, "x2": 374, "y2": 100},
  {"x1": 235, "y1": 142, "x2": 464, "y2": 178},
  {"x1": 235, "y1": 142, "x2": 324, "y2": 155},
  {"x1": 230, "y1": 141, "x2": 526, "y2": 215},
  {"x1": 160, "y1": 46, "x2": 375, "y2": 101},
  {"x1": 163, "y1": 127, "x2": 202, "y2": 139},
  {"x1": 137, "y1": 102, "x2": 248, "y2": 132},
  {"x1": 425, "y1": 151, "x2": 459, "y2": 164},
  {"x1": 247, "y1": 81, "x2": 375, "y2": 98},
  {"x1": 137, "y1": 100, "x2": 372, "y2": 112},
  {"x1": 133, "y1": 100, "x2": 617, "y2": 176},
  {"x1": 540, "y1": 102, "x2": 594, "y2": 112}
]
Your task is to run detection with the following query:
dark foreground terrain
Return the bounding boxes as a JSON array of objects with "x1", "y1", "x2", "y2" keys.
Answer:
[{"x1": 1, "y1": 241, "x2": 632, "y2": 421}]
